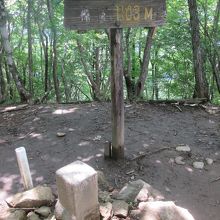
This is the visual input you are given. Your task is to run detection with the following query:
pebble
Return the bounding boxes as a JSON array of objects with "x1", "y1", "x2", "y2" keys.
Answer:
[
  {"x1": 176, "y1": 145, "x2": 191, "y2": 152},
  {"x1": 56, "y1": 132, "x2": 66, "y2": 137},
  {"x1": 193, "y1": 162, "x2": 204, "y2": 169},
  {"x1": 93, "y1": 135, "x2": 102, "y2": 141},
  {"x1": 206, "y1": 158, "x2": 213, "y2": 165},
  {"x1": 175, "y1": 156, "x2": 185, "y2": 165}
]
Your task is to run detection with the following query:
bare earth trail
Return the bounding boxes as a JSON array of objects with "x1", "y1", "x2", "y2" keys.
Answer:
[{"x1": 0, "y1": 102, "x2": 219, "y2": 220}]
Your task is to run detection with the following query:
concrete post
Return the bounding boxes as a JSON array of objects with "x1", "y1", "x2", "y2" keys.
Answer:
[
  {"x1": 56, "y1": 161, "x2": 100, "y2": 220},
  {"x1": 15, "y1": 147, "x2": 33, "y2": 190}
]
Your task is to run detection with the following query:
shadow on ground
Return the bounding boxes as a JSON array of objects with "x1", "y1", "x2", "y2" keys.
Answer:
[{"x1": 0, "y1": 102, "x2": 219, "y2": 220}]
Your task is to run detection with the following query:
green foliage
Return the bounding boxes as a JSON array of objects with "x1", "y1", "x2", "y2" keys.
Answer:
[{"x1": 1, "y1": 0, "x2": 219, "y2": 103}]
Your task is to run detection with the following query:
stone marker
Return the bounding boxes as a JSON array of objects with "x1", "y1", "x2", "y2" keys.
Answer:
[
  {"x1": 15, "y1": 147, "x2": 33, "y2": 190},
  {"x1": 56, "y1": 161, "x2": 100, "y2": 220}
]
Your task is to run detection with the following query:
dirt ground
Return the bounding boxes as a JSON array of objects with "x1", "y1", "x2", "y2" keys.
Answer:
[{"x1": 0, "y1": 102, "x2": 219, "y2": 220}]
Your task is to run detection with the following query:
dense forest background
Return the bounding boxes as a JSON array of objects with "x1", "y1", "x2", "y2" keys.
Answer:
[{"x1": 0, "y1": 0, "x2": 219, "y2": 104}]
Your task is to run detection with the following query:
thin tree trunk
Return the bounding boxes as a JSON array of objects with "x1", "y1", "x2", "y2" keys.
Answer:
[
  {"x1": 212, "y1": 0, "x2": 220, "y2": 93},
  {"x1": 213, "y1": 0, "x2": 220, "y2": 39},
  {"x1": 0, "y1": 0, "x2": 31, "y2": 102},
  {"x1": 135, "y1": 27, "x2": 156, "y2": 98},
  {"x1": 76, "y1": 38, "x2": 101, "y2": 101},
  {"x1": 41, "y1": 30, "x2": 49, "y2": 93},
  {"x1": 27, "y1": 0, "x2": 34, "y2": 95},
  {"x1": 4, "y1": 57, "x2": 13, "y2": 100},
  {"x1": 61, "y1": 59, "x2": 69, "y2": 103},
  {"x1": 0, "y1": 42, "x2": 6, "y2": 101},
  {"x1": 123, "y1": 28, "x2": 136, "y2": 101},
  {"x1": 46, "y1": 0, "x2": 61, "y2": 103},
  {"x1": 188, "y1": 0, "x2": 209, "y2": 99}
]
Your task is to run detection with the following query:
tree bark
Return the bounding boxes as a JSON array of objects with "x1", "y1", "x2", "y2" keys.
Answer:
[
  {"x1": 77, "y1": 39, "x2": 101, "y2": 101},
  {"x1": 46, "y1": 0, "x2": 61, "y2": 103},
  {"x1": 123, "y1": 28, "x2": 156, "y2": 101},
  {"x1": 61, "y1": 63, "x2": 69, "y2": 103},
  {"x1": 42, "y1": 30, "x2": 49, "y2": 93},
  {"x1": 123, "y1": 28, "x2": 136, "y2": 101},
  {"x1": 188, "y1": 0, "x2": 209, "y2": 99},
  {"x1": 136, "y1": 27, "x2": 156, "y2": 98},
  {"x1": 27, "y1": 0, "x2": 34, "y2": 95},
  {"x1": 0, "y1": 42, "x2": 6, "y2": 101},
  {"x1": 0, "y1": 0, "x2": 31, "y2": 102},
  {"x1": 110, "y1": 28, "x2": 124, "y2": 159},
  {"x1": 211, "y1": 0, "x2": 220, "y2": 93}
]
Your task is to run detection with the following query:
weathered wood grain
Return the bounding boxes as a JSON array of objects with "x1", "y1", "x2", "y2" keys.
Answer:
[
  {"x1": 110, "y1": 28, "x2": 124, "y2": 159},
  {"x1": 64, "y1": 0, "x2": 166, "y2": 30}
]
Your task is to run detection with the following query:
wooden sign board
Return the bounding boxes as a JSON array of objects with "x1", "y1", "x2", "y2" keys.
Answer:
[{"x1": 64, "y1": 0, "x2": 166, "y2": 30}]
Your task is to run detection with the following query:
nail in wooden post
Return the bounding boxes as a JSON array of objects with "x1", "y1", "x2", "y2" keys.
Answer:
[
  {"x1": 15, "y1": 147, "x2": 33, "y2": 190},
  {"x1": 110, "y1": 28, "x2": 124, "y2": 159}
]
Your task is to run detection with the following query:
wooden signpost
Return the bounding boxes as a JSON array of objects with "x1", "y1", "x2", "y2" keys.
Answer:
[
  {"x1": 64, "y1": 0, "x2": 166, "y2": 159},
  {"x1": 64, "y1": 0, "x2": 166, "y2": 30}
]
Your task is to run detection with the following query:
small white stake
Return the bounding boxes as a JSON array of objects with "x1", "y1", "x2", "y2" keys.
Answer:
[{"x1": 15, "y1": 147, "x2": 33, "y2": 190}]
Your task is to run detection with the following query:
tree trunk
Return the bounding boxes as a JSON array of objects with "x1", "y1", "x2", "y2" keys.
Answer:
[
  {"x1": 188, "y1": 0, "x2": 209, "y2": 99},
  {"x1": 211, "y1": 0, "x2": 220, "y2": 93},
  {"x1": 61, "y1": 54, "x2": 70, "y2": 103},
  {"x1": 27, "y1": 0, "x2": 34, "y2": 95},
  {"x1": 4, "y1": 57, "x2": 13, "y2": 100},
  {"x1": 46, "y1": 0, "x2": 61, "y2": 103},
  {"x1": 135, "y1": 27, "x2": 156, "y2": 98},
  {"x1": 123, "y1": 28, "x2": 135, "y2": 101},
  {"x1": 0, "y1": 0, "x2": 31, "y2": 102},
  {"x1": 38, "y1": 24, "x2": 49, "y2": 94},
  {"x1": 0, "y1": 43, "x2": 6, "y2": 101},
  {"x1": 77, "y1": 39, "x2": 101, "y2": 101}
]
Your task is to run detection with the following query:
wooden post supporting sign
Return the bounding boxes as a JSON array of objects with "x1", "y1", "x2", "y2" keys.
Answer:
[
  {"x1": 64, "y1": 0, "x2": 166, "y2": 160},
  {"x1": 110, "y1": 28, "x2": 124, "y2": 159}
]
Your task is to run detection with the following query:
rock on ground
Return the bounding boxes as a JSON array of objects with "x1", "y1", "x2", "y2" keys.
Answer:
[
  {"x1": 100, "y1": 202, "x2": 113, "y2": 220},
  {"x1": 116, "y1": 179, "x2": 144, "y2": 202},
  {"x1": 175, "y1": 156, "x2": 185, "y2": 165},
  {"x1": 176, "y1": 145, "x2": 191, "y2": 152},
  {"x1": 206, "y1": 158, "x2": 213, "y2": 165},
  {"x1": 6, "y1": 186, "x2": 55, "y2": 208},
  {"x1": 116, "y1": 179, "x2": 164, "y2": 203},
  {"x1": 1, "y1": 210, "x2": 26, "y2": 220},
  {"x1": 193, "y1": 162, "x2": 204, "y2": 169},
  {"x1": 99, "y1": 191, "x2": 112, "y2": 203},
  {"x1": 139, "y1": 201, "x2": 195, "y2": 220},
  {"x1": 27, "y1": 212, "x2": 41, "y2": 220},
  {"x1": 112, "y1": 200, "x2": 129, "y2": 218},
  {"x1": 35, "y1": 206, "x2": 51, "y2": 217}
]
